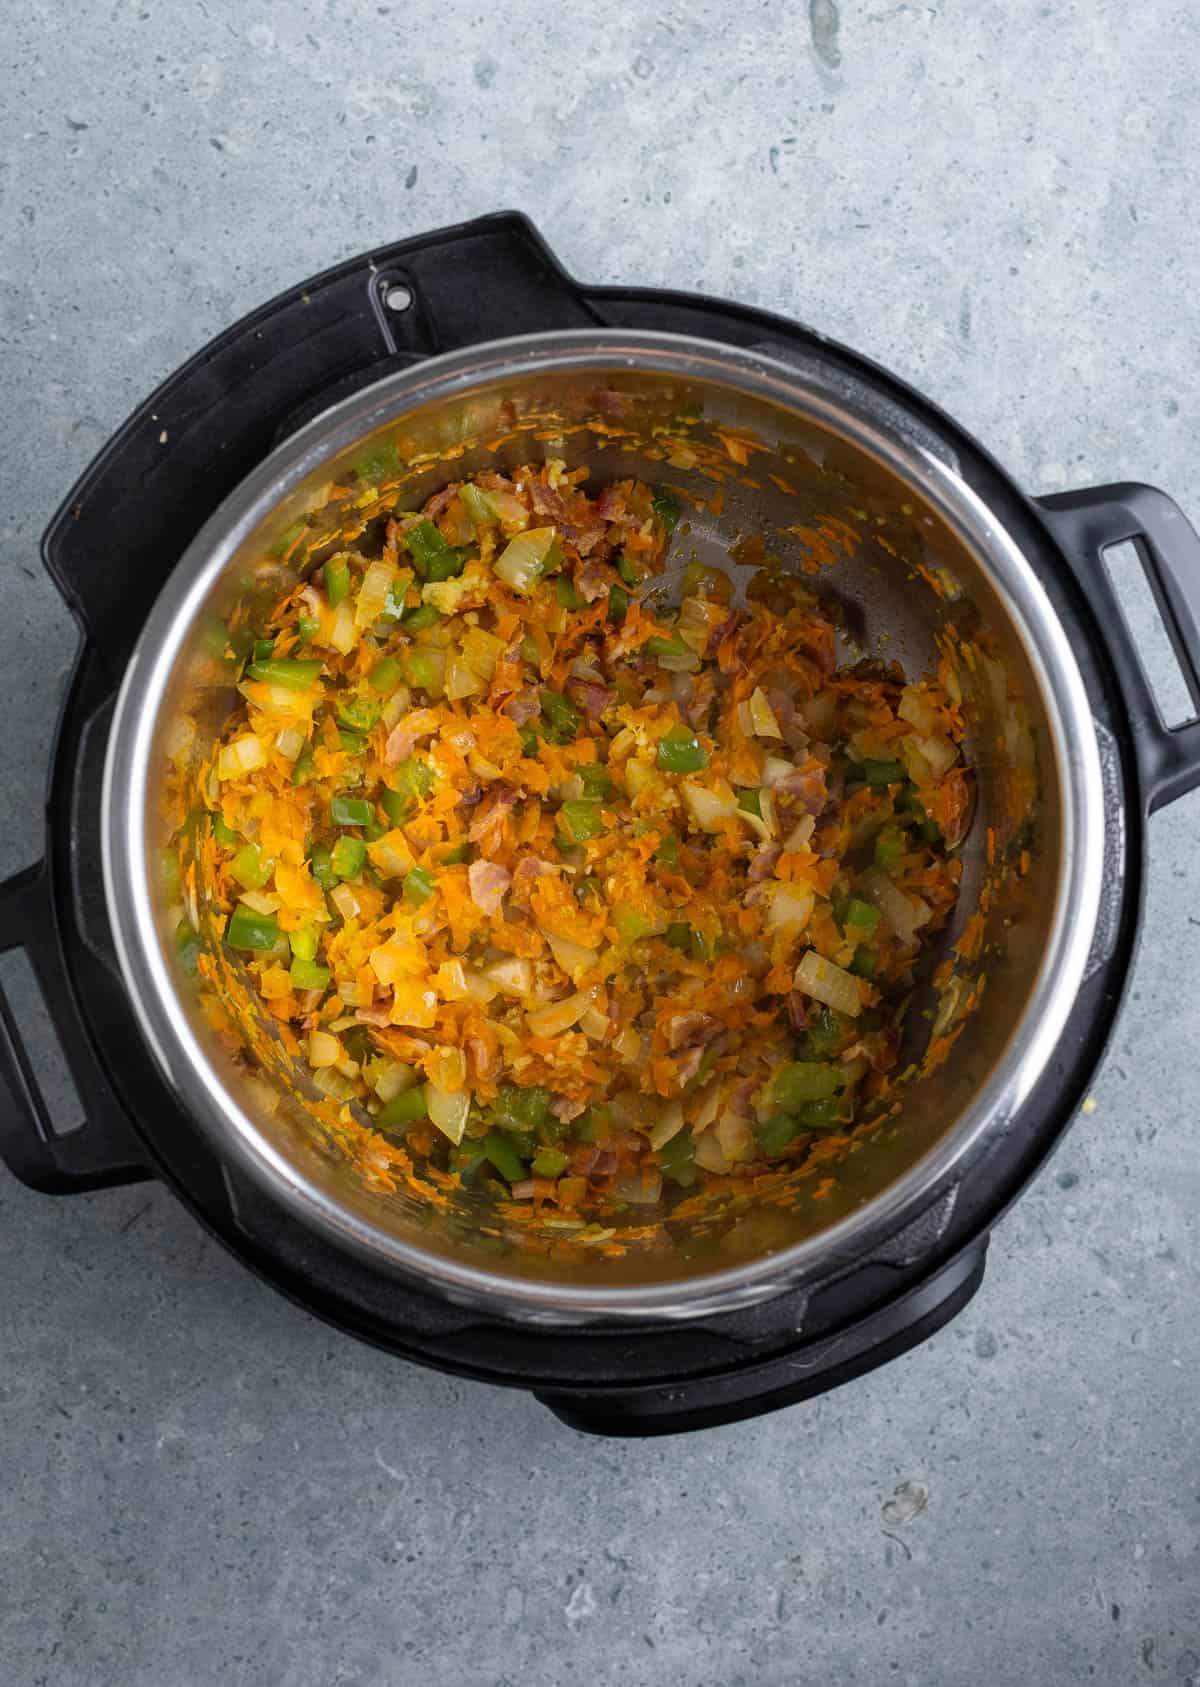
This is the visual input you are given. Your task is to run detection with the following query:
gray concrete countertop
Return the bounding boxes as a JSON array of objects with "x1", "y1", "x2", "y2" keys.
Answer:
[{"x1": 3, "y1": 3, "x2": 1199, "y2": 1683}]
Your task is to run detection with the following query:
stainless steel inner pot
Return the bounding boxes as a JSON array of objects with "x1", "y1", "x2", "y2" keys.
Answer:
[{"x1": 102, "y1": 330, "x2": 1105, "y2": 1321}]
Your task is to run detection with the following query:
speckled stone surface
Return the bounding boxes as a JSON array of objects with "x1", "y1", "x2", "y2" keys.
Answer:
[{"x1": 3, "y1": 2, "x2": 1200, "y2": 1683}]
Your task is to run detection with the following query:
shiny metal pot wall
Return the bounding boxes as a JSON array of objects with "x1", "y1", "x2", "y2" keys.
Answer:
[{"x1": 102, "y1": 332, "x2": 1105, "y2": 1321}]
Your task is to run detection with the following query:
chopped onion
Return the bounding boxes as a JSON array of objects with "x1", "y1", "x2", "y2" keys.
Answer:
[
  {"x1": 355, "y1": 558, "x2": 397, "y2": 629},
  {"x1": 367, "y1": 831, "x2": 414, "y2": 881},
  {"x1": 444, "y1": 654, "x2": 484, "y2": 701},
  {"x1": 683, "y1": 778, "x2": 740, "y2": 832},
  {"x1": 463, "y1": 968, "x2": 500, "y2": 1004},
  {"x1": 898, "y1": 684, "x2": 940, "y2": 737},
  {"x1": 913, "y1": 733, "x2": 959, "y2": 779},
  {"x1": 312, "y1": 1067, "x2": 356, "y2": 1101},
  {"x1": 657, "y1": 645, "x2": 701, "y2": 674},
  {"x1": 613, "y1": 1026, "x2": 642, "y2": 1065},
  {"x1": 794, "y1": 949, "x2": 863, "y2": 1017},
  {"x1": 761, "y1": 756, "x2": 796, "y2": 788},
  {"x1": 691, "y1": 1082, "x2": 723, "y2": 1133},
  {"x1": 858, "y1": 866, "x2": 932, "y2": 943},
  {"x1": 485, "y1": 957, "x2": 533, "y2": 998},
  {"x1": 308, "y1": 1030, "x2": 340, "y2": 1068},
  {"x1": 716, "y1": 1111, "x2": 755, "y2": 1164},
  {"x1": 238, "y1": 888, "x2": 280, "y2": 915},
  {"x1": 425, "y1": 1082, "x2": 468, "y2": 1145},
  {"x1": 429, "y1": 1045, "x2": 467, "y2": 1092},
  {"x1": 494, "y1": 526, "x2": 557, "y2": 595},
  {"x1": 328, "y1": 599, "x2": 357, "y2": 654},
  {"x1": 748, "y1": 686, "x2": 783, "y2": 738},
  {"x1": 381, "y1": 686, "x2": 411, "y2": 730},
  {"x1": 614, "y1": 1168, "x2": 663, "y2": 1205},
  {"x1": 546, "y1": 930, "x2": 599, "y2": 983},
  {"x1": 694, "y1": 1133, "x2": 730, "y2": 1173},
  {"x1": 579, "y1": 1006, "x2": 612, "y2": 1041},
  {"x1": 461, "y1": 626, "x2": 505, "y2": 679},
  {"x1": 648, "y1": 1099, "x2": 685, "y2": 1150},
  {"x1": 783, "y1": 814, "x2": 815, "y2": 851},
  {"x1": 217, "y1": 734, "x2": 266, "y2": 780},
  {"x1": 329, "y1": 882, "x2": 363, "y2": 922},
  {"x1": 488, "y1": 488, "x2": 530, "y2": 532},
  {"x1": 374, "y1": 1060, "x2": 417, "y2": 1102},
  {"x1": 273, "y1": 724, "x2": 306, "y2": 762},
  {"x1": 526, "y1": 989, "x2": 592, "y2": 1039},
  {"x1": 763, "y1": 882, "x2": 814, "y2": 935},
  {"x1": 467, "y1": 749, "x2": 503, "y2": 782},
  {"x1": 759, "y1": 787, "x2": 779, "y2": 839}
]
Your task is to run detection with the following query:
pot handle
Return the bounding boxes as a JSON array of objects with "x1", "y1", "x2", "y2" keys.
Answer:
[
  {"x1": 1038, "y1": 483, "x2": 1200, "y2": 812},
  {"x1": 535, "y1": 1240, "x2": 987, "y2": 1437},
  {"x1": 43, "y1": 211, "x2": 600, "y2": 672},
  {"x1": 0, "y1": 859, "x2": 149, "y2": 1193}
]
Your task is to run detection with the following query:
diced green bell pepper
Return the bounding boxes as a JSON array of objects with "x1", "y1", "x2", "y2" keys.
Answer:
[
  {"x1": 324, "y1": 557, "x2": 351, "y2": 607},
  {"x1": 289, "y1": 956, "x2": 331, "y2": 991},
  {"x1": 246, "y1": 658, "x2": 324, "y2": 691},
  {"x1": 369, "y1": 657, "x2": 403, "y2": 695},
  {"x1": 578, "y1": 763, "x2": 613, "y2": 799},
  {"x1": 174, "y1": 919, "x2": 202, "y2": 977},
  {"x1": 736, "y1": 787, "x2": 762, "y2": 817},
  {"x1": 657, "y1": 724, "x2": 708, "y2": 773},
  {"x1": 644, "y1": 633, "x2": 690, "y2": 663},
  {"x1": 482, "y1": 1130, "x2": 527, "y2": 1183},
  {"x1": 839, "y1": 896, "x2": 881, "y2": 934},
  {"x1": 402, "y1": 649, "x2": 442, "y2": 690},
  {"x1": 874, "y1": 826, "x2": 907, "y2": 868},
  {"x1": 376, "y1": 1086, "x2": 428, "y2": 1135},
  {"x1": 330, "y1": 836, "x2": 367, "y2": 880},
  {"x1": 231, "y1": 843, "x2": 272, "y2": 891},
  {"x1": 227, "y1": 904, "x2": 279, "y2": 952},
  {"x1": 427, "y1": 550, "x2": 467, "y2": 583},
  {"x1": 850, "y1": 944, "x2": 878, "y2": 979},
  {"x1": 338, "y1": 695, "x2": 382, "y2": 733},
  {"x1": 330, "y1": 796, "x2": 373, "y2": 827},
  {"x1": 289, "y1": 925, "x2": 319, "y2": 962},
  {"x1": 310, "y1": 844, "x2": 337, "y2": 891},
  {"x1": 402, "y1": 865, "x2": 436, "y2": 906},
  {"x1": 558, "y1": 799, "x2": 604, "y2": 843},
  {"x1": 459, "y1": 483, "x2": 498, "y2": 527},
  {"x1": 862, "y1": 758, "x2": 907, "y2": 787},
  {"x1": 653, "y1": 491, "x2": 682, "y2": 533},
  {"x1": 401, "y1": 602, "x2": 441, "y2": 632},
  {"x1": 772, "y1": 1061, "x2": 842, "y2": 1109},
  {"x1": 540, "y1": 689, "x2": 582, "y2": 744},
  {"x1": 796, "y1": 1005, "x2": 848, "y2": 1061},
  {"x1": 404, "y1": 520, "x2": 451, "y2": 576},
  {"x1": 754, "y1": 1113, "x2": 801, "y2": 1155},
  {"x1": 493, "y1": 1086, "x2": 554, "y2": 1134},
  {"x1": 658, "y1": 1125, "x2": 696, "y2": 1185}
]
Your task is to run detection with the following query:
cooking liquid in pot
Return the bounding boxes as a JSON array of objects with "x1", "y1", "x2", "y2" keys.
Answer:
[{"x1": 166, "y1": 458, "x2": 974, "y2": 1262}]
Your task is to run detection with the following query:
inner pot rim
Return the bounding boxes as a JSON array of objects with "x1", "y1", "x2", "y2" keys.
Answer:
[{"x1": 101, "y1": 328, "x2": 1106, "y2": 1322}]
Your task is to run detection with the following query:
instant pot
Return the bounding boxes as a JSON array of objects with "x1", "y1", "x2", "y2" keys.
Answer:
[{"x1": 3, "y1": 212, "x2": 1198, "y2": 1434}]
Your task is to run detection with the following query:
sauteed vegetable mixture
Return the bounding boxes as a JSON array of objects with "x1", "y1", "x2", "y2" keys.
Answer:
[{"x1": 195, "y1": 462, "x2": 970, "y2": 1213}]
